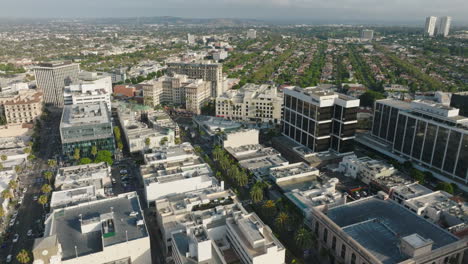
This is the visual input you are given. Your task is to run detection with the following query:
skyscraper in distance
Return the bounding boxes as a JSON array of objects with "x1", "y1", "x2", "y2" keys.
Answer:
[
  {"x1": 437, "y1": 16, "x2": 452, "y2": 37},
  {"x1": 34, "y1": 62, "x2": 80, "y2": 107},
  {"x1": 360, "y1": 29, "x2": 374, "y2": 41},
  {"x1": 424, "y1": 16, "x2": 438, "y2": 36}
]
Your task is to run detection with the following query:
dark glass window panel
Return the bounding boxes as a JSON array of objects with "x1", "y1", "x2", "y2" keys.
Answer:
[
  {"x1": 284, "y1": 109, "x2": 290, "y2": 123},
  {"x1": 318, "y1": 122, "x2": 332, "y2": 137},
  {"x1": 432, "y1": 127, "x2": 449, "y2": 169},
  {"x1": 302, "y1": 117, "x2": 309, "y2": 132},
  {"x1": 295, "y1": 128, "x2": 301, "y2": 143},
  {"x1": 402, "y1": 117, "x2": 416, "y2": 155},
  {"x1": 284, "y1": 123, "x2": 290, "y2": 137},
  {"x1": 443, "y1": 130, "x2": 461, "y2": 174},
  {"x1": 372, "y1": 103, "x2": 382, "y2": 137},
  {"x1": 316, "y1": 138, "x2": 330, "y2": 152},
  {"x1": 318, "y1": 107, "x2": 333, "y2": 121},
  {"x1": 343, "y1": 107, "x2": 358, "y2": 122},
  {"x1": 331, "y1": 136, "x2": 339, "y2": 151},
  {"x1": 308, "y1": 135, "x2": 315, "y2": 150},
  {"x1": 332, "y1": 121, "x2": 341, "y2": 136},
  {"x1": 334, "y1": 105, "x2": 343, "y2": 120},
  {"x1": 308, "y1": 120, "x2": 316, "y2": 135},
  {"x1": 309, "y1": 105, "x2": 317, "y2": 120},
  {"x1": 297, "y1": 100, "x2": 304, "y2": 114},
  {"x1": 285, "y1": 95, "x2": 291, "y2": 108},
  {"x1": 387, "y1": 108, "x2": 399, "y2": 142},
  {"x1": 422, "y1": 124, "x2": 437, "y2": 164},
  {"x1": 301, "y1": 132, "x2": 307, "y2": 145},
  {"x1": 394, "y1": 115, "x2": 407, "y2": 152},
  {"x1": 303, "y1": 102, "x2": 311, "y2": 117},
  {"x1": 411, "y1": 120, "x2": 427, "y2": 160},
  {"x1": 379, "y1": 105, "x2": 390, "y2": 140},
  {"x1": 291, "y1": 97, "x2": 297, "y2": 112},
  {"x1": 339, "y1": 139, "x2": 354, "y2": 153},
  {"x1": 341, "y1": 123, "x2": 357, "y2": 137},
  {"x1": 455, "y1": 134, "x2": 468, "y2": 180},
  {"x1": 291, "y1": 112, "x2": 297, "y2": 127}
]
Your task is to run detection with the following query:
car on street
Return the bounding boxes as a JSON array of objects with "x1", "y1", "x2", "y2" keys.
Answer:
[
  {"x1": 9, "y1": 219, "x2": 15, "y2": 227},
  {"x1": 6, "y1": 254, "x2": 12, "y2": 263},
  {"x1": 12, "y1": 234, "x2": 19, "y2": 243},
  {"x1": 33, "y1": 195, "x2": 38, "y2": 201},
  {"x1": 27, "y1": 229, "x2": 33, "y2": 236},
  {"x1": 23, "y1": 187, "x2": 27, "y2": 193},
  {"x1": 111, "y1": 178, "x2": 116, "y2": 184}
]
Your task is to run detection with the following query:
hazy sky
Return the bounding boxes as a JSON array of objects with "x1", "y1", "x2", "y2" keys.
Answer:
[{"x1": 1, "y1": 0, "x2": 468, "y2": 24}]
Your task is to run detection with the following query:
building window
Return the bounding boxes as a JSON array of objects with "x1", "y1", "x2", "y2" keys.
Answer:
[
  {"x1": 332, "y1": 236, "x2": 336, "y2": 250},
  {"x1": 351, "y1": 253, "x2": 356, "y2": 264},
  {"x1": 323, "y1": 228, "x2": 328, "y2": 243},
  {"x1": 341, "y1": 245, "x2": 346, "y2": 259},
  {"x1": 314, "y1": 222, "x2": 319, "y2": 236}
]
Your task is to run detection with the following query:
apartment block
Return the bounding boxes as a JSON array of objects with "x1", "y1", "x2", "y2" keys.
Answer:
[
  {"x1": 282, "y1": 86, "x2": 359, "y2": 154},
  {"x1": 216, "y1": 83, "x2": 283, "y2": 124},
  {"x1": 425, "y1": 16, "x2": 438, "y2": 36},
  {"x1": 166, "y1": 62, "x2": 224, "y2": 98},
  {"x1": 247, "y1": 29, "x2": 257, "y2": 39},
  {"x1": 2, "y1": 90, "x2": 43, "y2": 124},
  {"x1": 60, "y1": 102, "x2": 114, "y2": 159},
  {"x1": 34, "y1": 62, "x2": 80, "y2": 107},
  {"x1": 371, "y1": 99, "x2": 468, "y2": 184},
  {"x1": 32, "y1": 192, "x2": 151, "y2": 264}
]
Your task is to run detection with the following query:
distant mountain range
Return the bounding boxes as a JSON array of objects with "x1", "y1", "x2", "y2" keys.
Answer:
[{"x1": 80, "y1": 16, "x2": 266, "y2": 26}]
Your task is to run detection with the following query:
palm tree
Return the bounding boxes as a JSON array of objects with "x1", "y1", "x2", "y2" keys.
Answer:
[
  {"x1": 16, "y1": 249, "x2": 31, "y2": 264},
  {"x1": 73, "y1": 148, "x2": 80, "y2": 161},
  {"x1": 8, "y1": 180, "x2": 18, "y2": 191},
  {"x1": 275, "y1": 212, "x2": 289, "y2": 232},
  {"x1": 0, "y1": 163, "x2": 3, "y2": 170},
  {"x1": 38, "y1": 195, "x2": 48, "y2": 210},
  {"x1": 1, "y1": 189, "x2": 12, "y2": 200},
  {"x1": 250, "y1": 184, "x2": 264, "y2": 203},
  {"x1": 23, "y1": 147, "x2": 31, "y2": 154},
  {"x1": 41, "y1": 184, "x2": 52, "y2": 194},
  {"x1": 27, "y1": 154, "x2": 36, "y2": 161},
  {"x1": 0, "y1": 207, "x2": 4, "y2": 219},
  {"x1": 117, "y1": 142, "x2": 124, "y2": 150},
  {"x1": 43, "y1": 171, "x2": 53, "y2": 184},
  {"x1": 262, "y1": 200, "x2": 277, "y2": 217},
  {"x1": 144, "y1": 138, "x2": 151, "y2": 147},
  {"x1": 0, "y1": 155, "x2": 7, "y2": 161},
  {"x1": 47, "y1": 159, "x2": 57, "y2": 167},
  {"x1": 14, "y1": 165, "x2": 22, "y2": 174},
  {"x1": 91, "y1": 146, "x2": 98, "y2": 158},
  {"x1": 295, "y1": 226, "x2": 313, "y2": 250}
]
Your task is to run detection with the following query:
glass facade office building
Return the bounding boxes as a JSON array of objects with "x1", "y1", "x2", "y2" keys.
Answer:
[
  {"x1": 282, "y1": 86, "x2": 359, "y2": 153},
  {"x1": 372, "y1": 99, "x2": 468, "y2": 183},
  {"x1": 60, "y1": 102, "x2": 115, "y2": 159}
]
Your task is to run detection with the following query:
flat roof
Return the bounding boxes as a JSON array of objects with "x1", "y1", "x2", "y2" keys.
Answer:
[
  {"x1": 327, "y1": 197, "x2": 459, "y2": 264},
  {"x1": 61, "y1": 102, "x2": 110, "y2": 128},
  {"x1": 48, "y1": 192, "x2": 147, "y2": 261}
]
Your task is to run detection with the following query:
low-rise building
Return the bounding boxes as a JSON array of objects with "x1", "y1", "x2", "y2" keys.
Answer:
[
  {"x1": 155, "y1": 188, "x2": 286, "y2": 264},
  {"x1": 54, "y1": 162, "x2": 111, "y2": 196},
  {"x1": 0, "y1": 169, "x2": 16, "y2": 212},
  {"x1": 60, "y1": 102, "x2": 115, "y2": 159},
  {"x1": 32, "y1": 192, "x2": 151, "y2": 264},
  {"x1": 390, "y1": 182, "x2": 433, "y2": 204},
  {"x1": 50, "y1": 185, "x2": 97, "y2": 209},
  {"x1": 0, "y1": 147, "x2": 28, "y2": 168},
  {"x1": 212, "y1": 50, "x2": 228, "y2": 61},
  {"x1": 142, "y1": 162, "x2": 217, "y2": 207},
  {"x1": 217, "y1": 128, "x2": 259, "y2": 148},
  {"x1": 192, "y1": 115, "x2": 242, "y2": 137},
  {"x1": 269, "y1": 162, "x2": 319, "y2": 183},
  {"x1": 143, "y1": 142, "x2": 196, "y2": 166},
  {"x1": 216, "y1": 84, "x2": 283, "y2": 124},
  {"x1": 308, "y1": 196, "x2": 467, "y2": 264},
  {"x1": 1, "y1": 90, "x2": 43, "y2": 124},
  {"x1": 117, "y1": 103, "x2": 175, "y2": 153},
  {"x1": 404, "y1": 191, "x2": 468, "y2": 237},
  {"x1": 64, "y1": 73, "x2": 112, "y2": 111},
  {"x1": 147, "y1": 110, "x2": 180, "y2": 138},
  {"x1": 339, "y1": 154, "x2": 396, "y2": 184},
  {"x1": 113, "y1": 84, "x2": 137, "y2": 97},
  {"x1": 225, "y1": 144, "x2": 289, "y2": 180}
]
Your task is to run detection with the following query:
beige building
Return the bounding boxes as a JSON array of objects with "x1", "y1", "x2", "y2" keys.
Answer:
[
  {"x1": 2, "y1": 90, "x2": 43, "y2": 124},
  {"x1": 216, "y1": 84, "x2": 283, "y2": 124},
  {"x1": 166, "y1": 62, "x2": 224, "y2": 97},
  {"x1": 143, "y1": 75, "x2": 210, "y2": 114}
]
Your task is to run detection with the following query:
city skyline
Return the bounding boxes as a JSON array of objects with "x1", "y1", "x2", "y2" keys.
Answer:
[{"x1": 0, "y1": 0, "x2": 467, "y2": 25}]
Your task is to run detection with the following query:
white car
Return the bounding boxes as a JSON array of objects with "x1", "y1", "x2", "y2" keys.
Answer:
[
  {"x1": 33, "y1": 195, "x2": 38, "y2": 201},
  {"x1": 12, "y1": 234, "x2": 19, "y2": 243},
  {"x1": 27, "y1": 229, "x2": 33, "y2": 236},
  {"x1": 23, "y1": 187, "x2": 27, "y2": 193},
  {"x1": 6, "y1": 254, "x2": 11, "y2": 263},
  {"x1": 9, "y1": 219, "x2": 15, "y2": 227},
  {"x1": 120, "y1": 169, "x2": 127, "y2": 174}
]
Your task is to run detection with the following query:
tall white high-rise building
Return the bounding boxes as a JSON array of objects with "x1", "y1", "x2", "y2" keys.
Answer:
[
  {"x1": 34, "y1": 62, "x2": 80, "y2": 107},
  {"x1": 424, "y1": 16, "x2": 438, "y2": 36},
  {"x1": 360, "y1": 29, "x2": 374, "y2": 41},
  {"x1": 437, "y1": 16, "x2": 452, "y2": 37}
]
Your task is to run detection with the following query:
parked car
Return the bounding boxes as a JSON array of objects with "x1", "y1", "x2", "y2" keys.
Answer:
[
  {"x1": 12, "y1": 234, "x2": 19, "y2": 243},
  {"x1": 33, "y1": 195, "x2": 38, "y2": 201},
  {"x1": 9, "y1": 219, "x2": 15, "y2": 227},
  {"x1": 27, "y1": 229, "x2": 33, "y2": 237},
  {"x1": 120, "y1": 169, "x2": 127, "y2": 174},
  {"x1": 6, "y1": 254, "x2": 12, "y2": 262}
]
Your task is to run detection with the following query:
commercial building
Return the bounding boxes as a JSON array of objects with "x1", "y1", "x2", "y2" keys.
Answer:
[
  {"x1": 425, "y1": 16, "x2": 438, "y2": 36},
  {"x1": 282, "y1": 86, "x2": 359, "y2": 154},
  {"x1": 403, "y1": 191, "x2": 468, "y2": 237},
  {"x1": 32, "y1": 192, "x2": 151, "y2": 264},
  {"x1": 217, "y1": 128, "x2": 259, "y2": 148},
  {"x1": 166, "y1": 62, "x2": 224, "y2": 98},
  {"x1": 216, "y1": 83, "x2": 283, "y2": 124},
  {"x1": 225, "y1": 144, "x2": 289, "y2": 180},
  {"x1": 451, "y1": 92, "x2": 468, "y2": 117},
  {"x1": 155, "y1": 188, "x2": 286, "y2": 264},
  {"x1": 437, "y1": 16, "x2": 452, "y2": 37},
  {"x1": 64, "y1": 72, "x2": 112, "y2": 111},
  {"x1": 141, "y1": 162, "x2": 218, "y2": 207},
  {"x1": 247, "y1": 29, "x2": 257, "y2": 39},
  {"x1": 54, "y1": 162, "x2": 111, "y2": 195},
  {"x1": 0, "y1": 147, "x2": 28, "y2": 169},
  {"x1": 50, "y1": 185, "x2": 97, "y2": 209},
  {"x1": 339, "y1": 154, "x2": 396, "y2": 183},
  {"x1": 113, "y1": 84, "x2": 137, "y2": 97},
  {"x1": 147, "y1": 110, "x2": 180, "y2": 138},
  {"x1": 187, "y1": 33, "x2": 195, "y2": 45},
  {"x1": 60, "y1": 102, "x2": 114, "y2": 159},
  {"x1": 0, "y1": 169, "x2": 17, "y2": 212},
  {"x1": 390, "y1": 182, "x2": 432, "y2": 204},
  {"x1": 34, "y1": 62, "x2": 80, "y2": 107},
  {"x1": 360, "y1": 29, "x2": 374, "y2": 41},
  {"x1": 308, "y1": 196, "x2": 467, "y2": 264},
  {"x1": 117, "y1": 103, "x2": 175, "y2": 153},
  {"x1": 370, "y1": 99, "x2": 468, "y2": 184},
  {"x1": 192, "y1": 115, "x2": 242, "y2": 137},
  {"x1": 2, "y1": 90, "x2": 43, "y2": 124},
  {"x1": 213, "y1": 50, "x2": 228, "y2": 61}
]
